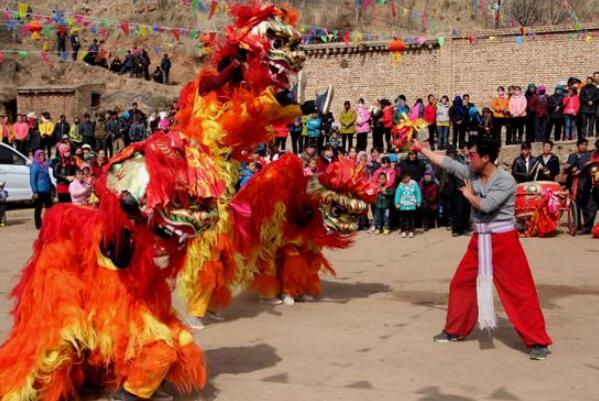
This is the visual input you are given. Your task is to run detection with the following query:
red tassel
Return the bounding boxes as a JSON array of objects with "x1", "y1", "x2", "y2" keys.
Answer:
[{"x1": 391, "y1": 1, "x2": 397, "y2": 17}]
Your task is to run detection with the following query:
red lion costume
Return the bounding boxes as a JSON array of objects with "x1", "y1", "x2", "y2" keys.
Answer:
[
  {"x1": 186, "y1": 154, "x2": 377, "y2": 315},
  {"x1": 0, "y1": 133, "x2": 222, "y2": 401}
]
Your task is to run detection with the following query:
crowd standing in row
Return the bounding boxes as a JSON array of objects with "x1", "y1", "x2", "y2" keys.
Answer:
[
  {"x1": 0, "y1": 103, "x2": 177, "y2": 228},
  {"x1": 1, "y1": 73, "x2": 598, "y2": 236}
]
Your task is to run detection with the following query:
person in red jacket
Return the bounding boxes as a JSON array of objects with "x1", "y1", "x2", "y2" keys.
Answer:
[
  {"x1": 530, "y1": 85, "x2": 550, "y2": 142},
  {"x1": 424, "y1": 95, "x2": 437, "y2": 150},
  {"x1": 563, "y1": 87, "x2": 580, "y2": 140},
  {"x1": 381, "y1": 99, "x2": 394, "y2": 152}
]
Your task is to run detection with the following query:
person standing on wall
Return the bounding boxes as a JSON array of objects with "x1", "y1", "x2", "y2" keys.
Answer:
[
  {"x1": 524, "y1": 83, "x2": 537, "y2": 143},
  {"x1": 547, "y1": 85, "x2": 565, "y2": 142},
  {"x1": 355, "y1": 98, "x2": 371, "y2": 152},
  {"x1": 579, "y1": 76, "x2": 599, "y2": 139},
  {"x1": 491, "y1": 86, "x2": 510, "y2": 145},
  {"x1": 424, "y1": 95, "x2": 437, "y2": 150},
  {"x1": 339, "y1": 100, "x2": 356, "y2": 151}
]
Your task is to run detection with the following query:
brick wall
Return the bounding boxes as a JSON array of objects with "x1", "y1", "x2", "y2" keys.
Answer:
[
  {"x1": 17, "y1": 92, "x2": 77, "y2": 121},
  {"x1": 303, "y1": 24, "x2": 599, "y2": 114}
]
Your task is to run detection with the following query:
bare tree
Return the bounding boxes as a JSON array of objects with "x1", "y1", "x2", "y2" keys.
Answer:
[{"x1": 507, "y1": 0, "x2": 590, "y2": 27}]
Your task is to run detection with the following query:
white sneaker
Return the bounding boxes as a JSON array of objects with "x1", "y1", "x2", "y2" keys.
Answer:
[
  {"x1": 185, "y1": 315, "x2": 206, "y2": 331},
  {"x1": 408, "y1": 232, "x2": 415, "y2": 238},
  {"x1": 282, "y1": 294, "x2": 295, "y2": 305},
  {"x1": 207, "y1": 310, "x2": 225, "y2": 321},
  {"x1": 259, "y1": 297, "x2": 283, "y2": 305},
  {"x1": 298, "y1": 294, "x2": 314, "y2": 302},
  {"x1": 401, "y1": 232, "x2": 407, "y2": 238}
]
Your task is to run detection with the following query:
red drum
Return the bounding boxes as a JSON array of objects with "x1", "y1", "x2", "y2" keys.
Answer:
[{"x1": 515, "y1": 181, "x2": 562, "y2": 219}]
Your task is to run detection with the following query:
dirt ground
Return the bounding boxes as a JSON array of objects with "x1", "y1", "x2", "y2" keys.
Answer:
[{"x1": 1, "y1": 208, "x2": 599, "y2": 401}]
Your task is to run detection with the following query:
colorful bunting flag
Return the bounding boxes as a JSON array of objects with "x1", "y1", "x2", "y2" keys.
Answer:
[
  {"x1": 17, "y1": 3, "x2": 28, "y2": 19},
  {"x1": 120, "y1": 21, "x2": 129, "y2": 35},
  {"x1": 18, "y1": 50, "x2": 28, "y2": 59},
  {"x1": 437, "y1": 36, "x2": 445, "y2": 47}
]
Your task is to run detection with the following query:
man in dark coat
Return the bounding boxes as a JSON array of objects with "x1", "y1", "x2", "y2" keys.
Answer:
[
  {"x1": 512, "y1": 142, "x2": 539, "y2": 183},
  {"x1": 536, "y1": 141, "x2": 560, "y2": 181}
]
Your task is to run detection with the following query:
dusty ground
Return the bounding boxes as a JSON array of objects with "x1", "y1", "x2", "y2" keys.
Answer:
[{"x1": 1, "y1": 208, "x2": 599, "y2": 401}]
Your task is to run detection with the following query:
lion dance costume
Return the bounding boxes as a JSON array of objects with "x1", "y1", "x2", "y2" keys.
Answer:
[
  {"x1": 176, "y1": 2, "x2": 309, "y2": 318},
  {"x1": 0, "y1": 133, "x2": 223, "y2": 401}
]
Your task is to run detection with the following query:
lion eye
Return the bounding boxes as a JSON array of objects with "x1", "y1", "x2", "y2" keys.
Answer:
[
  {"x1": 272, "y1": 38, "x2": 283, "y2": 49},
  {"x1": 330, "y1": 203, "x2": 345, "y2": 218}
]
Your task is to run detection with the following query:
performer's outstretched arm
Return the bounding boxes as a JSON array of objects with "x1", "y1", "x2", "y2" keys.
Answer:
[{"x1": 413, "y1": 139, "x2": 470, "y2": 181}]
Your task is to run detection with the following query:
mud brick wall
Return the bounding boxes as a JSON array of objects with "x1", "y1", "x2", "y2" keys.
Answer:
[{"x1": 302, "y1": 24, "x2": 599, "y2": 114}]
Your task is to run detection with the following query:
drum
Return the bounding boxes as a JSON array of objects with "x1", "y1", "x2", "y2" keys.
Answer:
[{"x1": 515, "y1": 181, "x2": 562, "y2": 219}]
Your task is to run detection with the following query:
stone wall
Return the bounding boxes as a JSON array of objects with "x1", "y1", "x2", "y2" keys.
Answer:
[{"x1": 302, "y1": 24, "x2": 599, "y2": 113}]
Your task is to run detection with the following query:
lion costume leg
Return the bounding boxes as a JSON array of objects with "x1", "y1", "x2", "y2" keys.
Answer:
[{"x1": 0, "y1": 241, "x2": 93, "y2": 401}]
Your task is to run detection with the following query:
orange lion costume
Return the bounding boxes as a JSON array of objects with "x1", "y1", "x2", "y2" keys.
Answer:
[
  {"x1": 0, "y1": 133, "x2": 223, "y2": 401},
  {"x1": 176, "y1": 1, "x2": 311, "y2": 321}
]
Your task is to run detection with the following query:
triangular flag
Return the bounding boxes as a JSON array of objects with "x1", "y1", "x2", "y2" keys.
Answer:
[
  {"x1": 18, "y1": 50, "x2": 28, "y2": 59},
  {"x1": 438, "y1": 36, "x2": 445, "y2": 47},
  {"x1": 90, "y1": 25, "x2": 98, "y2": 34},
  {"x1": 172, "y1": 29, "x2": 180, "y2": 41},
  {"x1": 120, "y1": 21, "x2": 129, "y2": 35},
  {"x1": 41, "y1": 52, "x2": 50, "y2": 63},
  {"x1": 17, "y1": 3, "x2": 28, "y2": 19},
  {"x1": 0, "y1": 52, "x2": 4, "y2": 63},
  {"x1": 100, "y1": 19, "x2": 110, "y2": 27},
  {"x1": 208, "y1": 0, "x2": 218, "y2": 19}
]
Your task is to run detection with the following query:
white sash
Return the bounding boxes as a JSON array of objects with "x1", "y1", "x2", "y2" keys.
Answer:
[{"x1": 473, "y1": 221, "x2": 515, "y2": 331}]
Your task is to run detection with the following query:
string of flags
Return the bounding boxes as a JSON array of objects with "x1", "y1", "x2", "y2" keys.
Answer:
[{"x1": 0, "y1": 0, "x2": 597, "y2": 67}]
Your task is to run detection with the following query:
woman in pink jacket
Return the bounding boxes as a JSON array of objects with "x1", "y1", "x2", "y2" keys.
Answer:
[
  {"x1": 12, "y1": 115, "x2": 30, "y2": 155},
  {"x1": 355, "y1": 98, "x2": 371, "y2": 152},
  {"x1": 562, "y1": 87, "x2": 580, "y2": 140},
  {"x1": 509, "y1": 86, "x2": 527, "y2": 144}
]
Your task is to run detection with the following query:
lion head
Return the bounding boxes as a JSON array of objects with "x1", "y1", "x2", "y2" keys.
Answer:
[
  {"x1": 102, "y1": 133, "x2": 223, "y2": 243},
  {"x1": 219, "y1": 1, "x2": 305, "y2": 92},
  {"x1": 307, "y1": 159, "x2": 378, "y2": 235}
]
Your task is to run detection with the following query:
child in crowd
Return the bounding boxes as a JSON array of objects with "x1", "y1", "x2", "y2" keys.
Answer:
[
  {"x1": 394, "y1": 172, "x2": 421, "y2": 238},
  {"x1": 480, "y1": 107, "x2": 495, "y2": 140},
  {"x1": 237, "y1": 161, "x2": 261, "y2": 189},
  {"x1": 328, "y1": 124, "x2": 343, "y2": 154},
  {"x1": 304, "y1": 158, "x2": 318, "y2": 176},
  {"x1": 372, "y1": 174, "x2": 394, "y2": 235},
  {"x1": 69, "y1": 169, "x2": 89, "y2": 206},
  {"x1": 82, "y1": 165, "x2": 99, "y2": 205},
  {"x1": 0, "y1": 181, "x2": 7, "y2": 227},
  {"x1": 372, "y1": 156, "x2": 396, "y2": 190},
  {"x1": 419, "y1": 170, "x2": 440, "y2": 231}
]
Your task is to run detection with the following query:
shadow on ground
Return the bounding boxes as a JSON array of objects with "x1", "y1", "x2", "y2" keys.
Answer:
[
  {"x1": 217, "y1": 280, "x2": 392, "y2": 323},
  {"x1": 172, "y1": 343, "x2": 281, "y2": 401}
]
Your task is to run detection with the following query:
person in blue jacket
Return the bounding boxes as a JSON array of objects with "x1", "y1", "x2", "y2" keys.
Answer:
[
  {"x1": 305, "y1": 111, "x2": 322, "y2": 150},
  {"x1": 30, "y1": 150, "x2": 54, "y2": 229},
  {"x1": 394, "y1": 171, "x2": 422, "y2": 238}
]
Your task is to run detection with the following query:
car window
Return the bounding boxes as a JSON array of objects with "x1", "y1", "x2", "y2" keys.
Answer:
[{"x1": 0, "y1": 146, "x2": 27, "y2": 166}]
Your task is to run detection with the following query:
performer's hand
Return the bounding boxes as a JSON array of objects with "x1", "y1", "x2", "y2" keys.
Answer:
[
  {"x1": 460, "y1": 179, "x2": 475, "y2": 200},
  {"x1": 411, "y1": 139, "x2": 426, "y2": 153}
]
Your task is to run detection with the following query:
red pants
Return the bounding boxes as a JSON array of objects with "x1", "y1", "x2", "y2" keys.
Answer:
[{"x1": 444, "y1": 230, "x2": 552, "y2": 347}]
